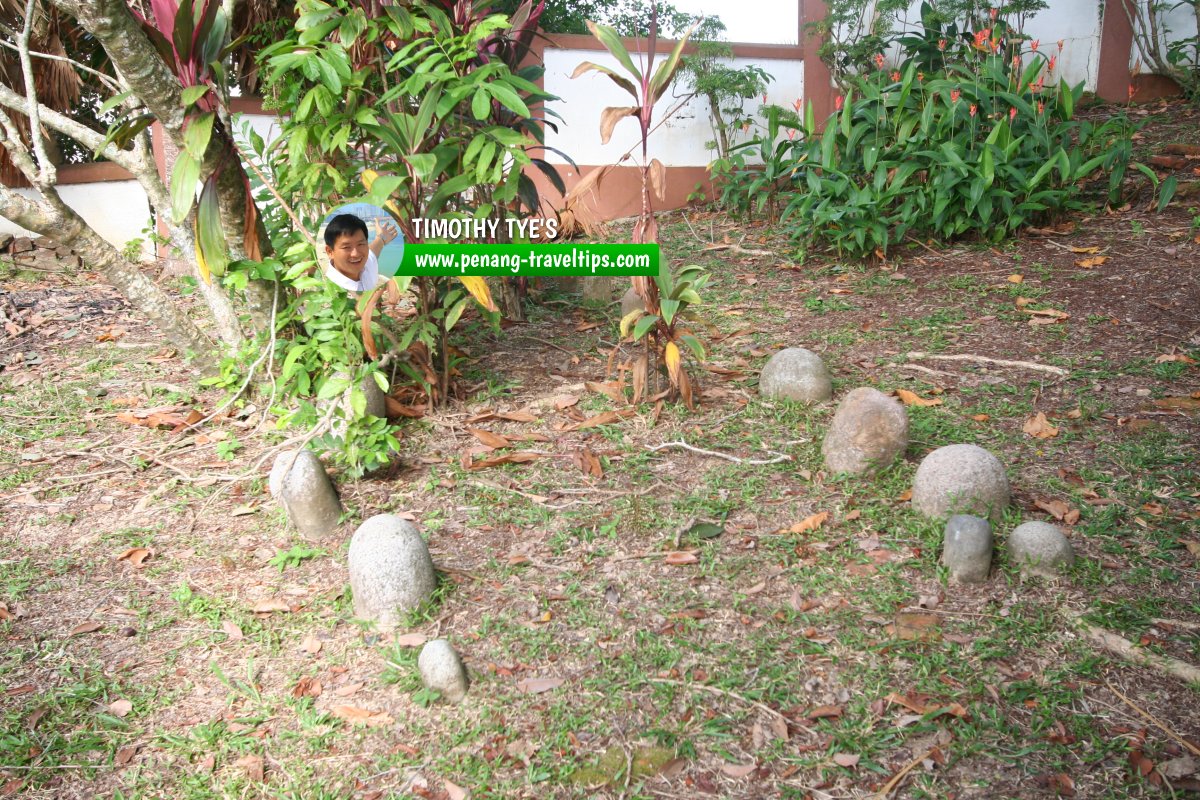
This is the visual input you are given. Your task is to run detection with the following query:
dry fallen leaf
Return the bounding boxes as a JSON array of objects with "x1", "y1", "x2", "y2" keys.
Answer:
[
  {"x1": 234, "y1": 754, "x2": 265, "y2": 782},
  {"x1": 331, "y1": 705, "x2": 393, "y2": 727},
  {"x1": 1155, "y1": 353, "x2": 1197, "y2": 365},
  {"x1": 444, "y1": 779, "x2": 469, "y2": 800},
  {"x1": 1007, "y1": 274, "x2": 1024, "y2": 284},
  {"x1": 221, "y1": 620, "x2": 244, "y2": 640},
  {"x1": 69, "y1": 621, "x2": 103, "y2": 636},
  {"x1": 108, "y1": 699, "x2": 133, "y2": 717},
  {"x1": 113, "y1": 745, "x2": 139, "y2": 766},
  {"x1": 1069, "y1": 245, "x2": 1100, "y2": 254},
  {"x1": 782, "y1": 512, "x2": 829, "y2": 534},
  {"x1": 720, "y1": 762, "x2": 757, "y2": 778},
  {"x1": 393, "y1": 633, "x2": 427, "y2": 648},
  {"x1": 1034, "y1": 498, "x2": 1073, "y2": 522},
  {"x1": 116, "y1": 547, "x2": 152, "y2": 567},
  {"x1": 1075, "y1": 256, "x2": 1108, "y2": 268},
  {"x1": 291, "y1": 676, "x2": 322, "y2": 698},
  {"x1": 334, "y1": 681, "x2": 364, "y2": 697},
  {"x1": 516, "y1": 677, "x2": 564, "y2": 694},
  {"x1": 664, "y1": 551, "x2": 700, "y2": 565},
  {"x1": 251, "y1": 598, "x2": 291, "y2": 614},
  {"x1": 894, "y1": 388, "x2": 943, "y2": 407},
  {"x1": 301, "y1": 634, "x2": 322, "y2": 654},
  {"x1": 467, "y1": 427, "x2": 511, "y2": 449},
  {"x1": 833, "y1": 753, "x2": 861, "y2": 768},
  {"x1": 1023, "y1": 412, "x2": 1059, "y2": 439},
  {"x1": 561, "y1": 409, "x2": 636, "y2": 432},
  {"x1": 806, "y1": 704, "x2": 844, "y2": 720},
  {"x1": 894, "y1": 611, "x2": 941, "y2": 641},
  {"x1": 464, "y1": 452, "x2": 543, "y2": 471},
  {"x1": 972, "y1": 413, "x2": 991, "y2": 421}
]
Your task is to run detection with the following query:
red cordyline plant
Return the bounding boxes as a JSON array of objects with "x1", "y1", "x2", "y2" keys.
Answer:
[
  {"x1": 130, "y1": 0, "x2": 262, "y2": 281},
  {"x1": 571, "y1": 5, "x2": 709, "y2": 408}
]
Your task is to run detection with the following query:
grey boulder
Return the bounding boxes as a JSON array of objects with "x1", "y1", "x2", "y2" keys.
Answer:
[
  {"x1": 822, "y1": 387, "x2": 908, "y2": 475},
  {"x1": 348, "y1": 514, "x2": 437, "y2": 630},
  {"x1": 912, "y1": 444, "x2": 1010, "y2": 521},
  {"x1": 620, "y1": 287, "x2": 645, "y2": 319},
  {"x1": 270, "y1": 450, "x2": 343, "y2": 540},
  {"x1": 759, "y1": 348, "x2": 833, "y2": 404},
  {"x1": 1008, "y1": 521, "x2": 1075, "y2": 577},
  {"x1": 941, "y1": 514, "x2": 993, "y2": 583},
  {"x1": 418, "y1": 639, "x2": 470, "y2": 703}
]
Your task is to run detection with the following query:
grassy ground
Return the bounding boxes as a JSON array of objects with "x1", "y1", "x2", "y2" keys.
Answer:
[{"x1": 2, "y1": 104, "x2": 1200, "y2": 800}]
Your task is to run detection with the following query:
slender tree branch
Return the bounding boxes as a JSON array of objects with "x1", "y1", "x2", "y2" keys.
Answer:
[
  {"x1": 0, "y1": 83, "x2": 143, "y2": 174},
  {"x1": 17, "y1": 0, "x2": 54, "y2": 185}
]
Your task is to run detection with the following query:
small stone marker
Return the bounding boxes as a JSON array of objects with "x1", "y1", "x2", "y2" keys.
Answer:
[
  {"x1": 821, "y1": 387, "x2": 908, "y2": 475},
  {"x1": 1008, "y1": 521, "x2": 1075, "y2": 577},
  {"x1": 347, "y1": 514, "x2": 437, "y2": 630},
  {"x1": 759, "y1": 347, "x2": 833, "y2": 404},
  {"x1": 270, "y1": 450, "x2": 343, "y2": 539},
  {"x1": 941, "y1": 514, "x2": 993, "y2": 583},
  {"x1": 912, "y1": 444, "x2": 1010, "y2": 521},
  {"x1": 620, "y1": 287, "x2": 645, "y2": 319},
  {"x1": 418, "y1": 639, "x2": 469, "y2": 703}
]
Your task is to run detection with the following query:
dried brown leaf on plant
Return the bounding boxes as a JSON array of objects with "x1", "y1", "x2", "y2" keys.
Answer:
[
  {"x1": 894, "y1": 389, "x2": 943, "y2": 407},
  {"x1": 585, "y1": 380, "x2": 627, "y2": 405},
  {"x1": 1023, "y1": 412, "x2": 1059, "y2": 439},
  {"x1": 464, "y1": 452, "x2": 543, "y2": 471},
  {"x1": 332, "y1": 706, "x2": 393, "y2": 727}
]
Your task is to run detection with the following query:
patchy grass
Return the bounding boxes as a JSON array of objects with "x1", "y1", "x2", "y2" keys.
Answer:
[{"x1": 3, "y1": 108, "x2": 1200, "y2": 797}]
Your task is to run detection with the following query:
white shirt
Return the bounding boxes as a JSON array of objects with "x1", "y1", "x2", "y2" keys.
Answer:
[{"x1": 325, "y1": 251, "x2": 381, "y2": 293}]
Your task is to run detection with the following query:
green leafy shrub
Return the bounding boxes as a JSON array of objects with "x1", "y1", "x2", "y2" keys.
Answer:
[{"x1": 720, "y1": 22, "x2": 1162, "y2": 260}]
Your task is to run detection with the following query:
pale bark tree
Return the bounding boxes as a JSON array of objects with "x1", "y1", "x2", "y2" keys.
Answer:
[{"x1": 0, "y1": 0, "x2": 280, "y2": 359}]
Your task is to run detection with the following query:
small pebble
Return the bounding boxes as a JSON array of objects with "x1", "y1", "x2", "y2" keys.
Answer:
[{"x1": 119, "y1": 626, "x2": 137, "y2": 637}]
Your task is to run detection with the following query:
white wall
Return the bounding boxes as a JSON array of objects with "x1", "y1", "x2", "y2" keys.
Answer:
[
  {"x1": 543, "y1": 47, "x2": 803, "y2": 167},
  {"x1": 0, "y1": 180, "x2": 151, "y2": 251}
]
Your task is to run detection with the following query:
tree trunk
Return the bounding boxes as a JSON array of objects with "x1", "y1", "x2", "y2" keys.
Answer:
[
  {"x1": 496, "y1": 277, "x2": 524, "y2": 321},
  {"x1": 0, "y1": 186, "x2": 212, "y2": 359}
]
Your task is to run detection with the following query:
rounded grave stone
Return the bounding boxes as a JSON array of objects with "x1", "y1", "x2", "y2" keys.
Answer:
[
  {"x1": 271, "y1": 450, "x2": 343, "y2": 539},
  {"x1": 912, "y1": 444, "x2": 1010, "y2": 521},
  {"x1": 418, "y1": 639, "x2": 470, "y2": 703},
  {"x1": 347, "y1": 514, "x2": 437, "y2": 630},
  {"x1": 941, "y1": 514, "x2": 993, "y2": 583},
  {"x1": 759, "y1": 347, "x2": 833, "y2": 404},
  {"x1": 821, "y1": 387, "x2": 908, "y2": 475},
  {"x1": 1008, "y1": 521, "x2": 1075, "y2": 577},
  {"x1": 620, "y1": 287, "x2": 645, "y2": 320}
]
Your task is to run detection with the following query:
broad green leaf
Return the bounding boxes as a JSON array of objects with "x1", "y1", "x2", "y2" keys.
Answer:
[
  {"x1": 180, "y1": 85, "x2": 210, "y2": 108},
  {"x1": 649, "y1": 19, "x2": 700, "y2": 103},
  {"x1": 183, "y1": 112, "x2": 215, "y2": 159},
  {"x1": 585, "y1": 21, "x2": 641, "y2": 81},
  {"x1": 632, "y1": 314, "x2": 659, "y2": 340},
  {"x1": 170, "y1": 150, "x2": 201, "y2": 223}
]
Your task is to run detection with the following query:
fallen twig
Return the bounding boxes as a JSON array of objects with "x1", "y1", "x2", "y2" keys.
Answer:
[
  {"x1": 1104, "y1": 679, "x2": 1200, "y2": 757},
  {"x1": 646, "y1": 440, "x2": 791, "y2": 465},
  {"x1": 1069, "y1": 611, "x2": 1200, "y2": 687},
  {"x1": 872, "y1": 747, "x2": 937, "y2": 799},
  {"x1": 645, "y1": 677, "x2": 811, "y2": 734},
  {"x1": 904, "y1": 351, "x2": 1069, "y2": 377}
]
